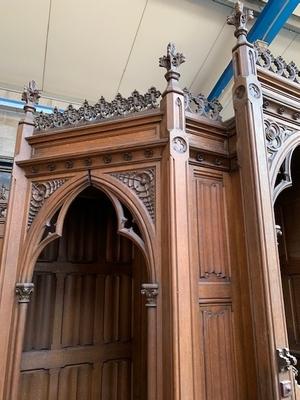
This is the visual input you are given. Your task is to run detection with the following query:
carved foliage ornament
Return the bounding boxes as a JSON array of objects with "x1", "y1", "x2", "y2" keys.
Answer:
[
  {"x1": 255, "y1": 41, "x2": 300, "y2": 85},
  {"x1": 34, "y1": 87, "x2": 161, "y2": 131},
  {"x1": 183, "y1": 88, "x2": 223, "y2": 121},
  {"x1": 264, "y1": 119, "x2": 297, "y2": 164},
  {"x1": 28, "y1": 179, "x2": 66, "y2": 227},
  {"x1": 16, "y1": 283, "x2": 34, "y2": 303},
  {"x1": 172, "y1": 137, "x2": 187, "y2": 153},
  {"x1": 159, "y1": 43, "x2": 185, "y2": 72},
  {"x1": 22, "y1": 80, "x2": 40, "y2": 106},
  {"x1": 141, "y1": 283, "x2": 159, "y2": 307},
  {"x1": 111, "y1": 169, "x2": 155, "y2": 222},
  {"x1": 227, "y1": 1, "x2": 254, "y2": 39}
]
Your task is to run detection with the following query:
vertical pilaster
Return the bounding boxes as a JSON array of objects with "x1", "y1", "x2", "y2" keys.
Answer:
[
  {"x1": 229, "y1": 3, "x2": 294, "y2": 399},
  {"x1": 159, "y1": 44, "x2": 195, "y2": 400},
  {"x1": 0, "y1": 81, "x2": 40, "y2": 400}
]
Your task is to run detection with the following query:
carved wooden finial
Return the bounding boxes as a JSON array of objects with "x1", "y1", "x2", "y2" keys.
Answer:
[
  {"x1": 227, "y1": 1, "x2": 253, "y2": 42},
  {"x1": 21, "y1": 80, "x2": 40, "y2": 107},
  {"x1": 159, "y1": 43, "x2": 185, "y2": 92}
]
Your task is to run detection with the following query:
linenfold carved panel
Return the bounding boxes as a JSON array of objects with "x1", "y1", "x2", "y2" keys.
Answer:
[
  {"x1": 200, "y1": 305, "x2": 236, "y2": 400},
  {"x1": 193, "y1": 172, "x2": 230, "y2": 280},
  {"x1": 28, "y1": 179, "x2": 66, "y2": 227},
  {"x1": 111, "y1": 169, "x2": 155, "y2": 222}
]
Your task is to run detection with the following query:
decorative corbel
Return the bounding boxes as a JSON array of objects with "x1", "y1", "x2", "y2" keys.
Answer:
[
  {"x1": 15, "y1": 283, "x2": 34, "y2": 303},
  {"x1": 141, "y1": 283, "x2": 159, "y2": 307}
]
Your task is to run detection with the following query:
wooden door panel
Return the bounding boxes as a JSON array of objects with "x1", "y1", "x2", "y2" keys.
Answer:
[{"x1": 19, "y1": 190, "x2": 146, "y2": 400}]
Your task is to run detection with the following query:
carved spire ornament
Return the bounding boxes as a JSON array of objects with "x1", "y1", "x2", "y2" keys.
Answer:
[
  {"x1": 141, "y1": 283, "x2": 159, "y2": 307},
  {"x1": 159, "y1": 43, "x2": 185, "y2": 94},
  {"x1": 21, "y1": 80, "x2": 40, "y2": 108},
  {"x1": 15, "y1": 283, "x2": 34, "y2": 303},
  {"x1": 227, "y1": 1, "x2": 253, "y2": 43}
]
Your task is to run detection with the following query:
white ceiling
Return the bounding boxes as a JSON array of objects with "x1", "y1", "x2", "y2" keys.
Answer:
[{"x1": 0, "y1": 0, "x2": 299, "y2": 112}]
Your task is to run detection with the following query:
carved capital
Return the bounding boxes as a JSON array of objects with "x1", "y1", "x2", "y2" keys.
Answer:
[
  {"x1": 276, "y1": 347, "x2": 297, "y2": 372},
  {"x1": 141, "y1": 283, "x2": 159, "y2": 307},
  {"x1": 21, "y1": 80, "x2": 40, "y2": 108},
  {"x1": 16, "y1": 283, "x2": 34, "y2": 303},
  {"x1": 227, "y1": 1, "x2": 253, "y2": 42}
]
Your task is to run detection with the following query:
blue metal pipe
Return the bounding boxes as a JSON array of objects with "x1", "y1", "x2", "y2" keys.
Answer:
[{"x1": 208, "y1": 0, "x2": 300, "y2": 100}]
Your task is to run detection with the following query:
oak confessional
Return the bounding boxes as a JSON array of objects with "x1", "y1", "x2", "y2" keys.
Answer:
[{"x1": 0, "y1": 2, "x2": 300, "y2": 399}]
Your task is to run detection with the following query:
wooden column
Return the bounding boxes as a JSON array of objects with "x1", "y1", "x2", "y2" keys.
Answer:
[
  {"x1": 159, "y1": 44, "x2": 195, "y2": 400},
  {"x1": 141, "y1": 283, "x2": 159, "y2": 400},
  {"x1": 229, "y1": 3, "x2": 295, "y2": 399},
  {"x1": 0, "y1": 82, "x2": 40, "y2": 400}
]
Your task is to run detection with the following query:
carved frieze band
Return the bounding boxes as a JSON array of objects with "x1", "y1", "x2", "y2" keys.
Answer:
[
  {"x1": 183, "y1": 88, "x2": 223, "y2": 121},
  {"x1": 255, "y1": 41, "x2": 300, "y2": 85},
  {"x1": 28, "y1": 179, "x2": 66, "y2": 227},
  {"x1": 264, "y1": 119, "x2": 297, "y2": 165},
  {"x1": 111, "y1": 169, "x2": 155, "y2": 222},
  {"x1": 34, "y1": 87, "x2": 161, "y2": 131},
  {"x1": 16, "y1": 283, "x2": 34, "y2": 303},
  {"x1": 141, "y1": 283, "x2": 159, "y2": 307}
]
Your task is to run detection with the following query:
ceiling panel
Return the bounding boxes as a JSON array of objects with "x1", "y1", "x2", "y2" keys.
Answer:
[
  {"x1": 118, "y1": 0, "x2": 233, "y2": 97},
  {"x1": 43, "y1": 0, "x2": 147, "y2": 101},
  {"x1": 0, "y1": 0, "x2": 50, "y2": 89}
]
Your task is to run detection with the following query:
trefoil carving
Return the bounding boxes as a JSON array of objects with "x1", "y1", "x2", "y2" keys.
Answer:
[
  {"x1": 264, "y1": 119, "x2": 297, "y2": 165},
  {"x1": 141, "y1": 283, "x2": 159, "y2": 307},
  {"x1": 28, "y1": 179, "x2": 66, "y2": 227},
  {"x1": 16, "y1": 283, "x2": 34, "y2": 303},
  {"x1": 111, "y1": 169, "x2": 155, "y2": 222}
]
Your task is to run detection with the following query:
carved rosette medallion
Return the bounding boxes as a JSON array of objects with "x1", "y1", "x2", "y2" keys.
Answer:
[
  {"x1": 172, "y1": 137, "x2": 187, "y2": 153},
  {"x1": 234, "y1": 85, "x2": 245, "y2": 99},
  {"x1": 141, "y1": 283, "x2": 159, "y2": 307},
  {"x1": 16, "y1": 283, "x2": 34, "y2": 303},
  {"x1": 111, "y1": 169, "x2": 155, "y2": 221},
  {"x1": 249, "y1": 83, "x2": 260, "y2": 98},
  {"x1": 28, "y1": 179, "x2": 66, "y2": 227}
]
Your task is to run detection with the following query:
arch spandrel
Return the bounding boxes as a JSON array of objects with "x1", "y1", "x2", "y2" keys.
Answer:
[{"x1": 21, "y1": 171, "x2": 157, "y2": 284}]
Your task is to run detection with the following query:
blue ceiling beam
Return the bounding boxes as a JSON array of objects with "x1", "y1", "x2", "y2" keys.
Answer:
[{"x1": 208, "y1": 0, "x2": 300, "y2": 100}]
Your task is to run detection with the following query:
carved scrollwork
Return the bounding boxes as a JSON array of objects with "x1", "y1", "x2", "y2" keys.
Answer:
[
  {"x1": 255, "y1": 41, "x2": 300, "y2": 84},
  {"x1": 28, "y1": 179, "x2": 66, "y2": 227},
  {"x1": 183, "y1": 88, "x2": 222, "y2": 121},
  {"x1": 34, "y1": 87, "x2": 161, "y2": 132},
  {"x1": 111, "y1": 169, "x2": 155, "y2": 222},
  {"x1": 264, "y1": 119, "x2": 297, "y2": 164}
]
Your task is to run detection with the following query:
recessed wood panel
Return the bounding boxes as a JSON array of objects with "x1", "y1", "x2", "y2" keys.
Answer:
[
  {"x1": 193, "y1": 170, "x2": 230, "y2": 281},
  {"x1": 200, "y1": 304, "x2": 236, "y2": 400}
]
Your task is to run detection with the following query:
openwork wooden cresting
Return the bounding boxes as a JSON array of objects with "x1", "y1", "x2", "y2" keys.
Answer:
[{"x1": 0, "y1": 2, "x2": 300, "y2": 400}]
